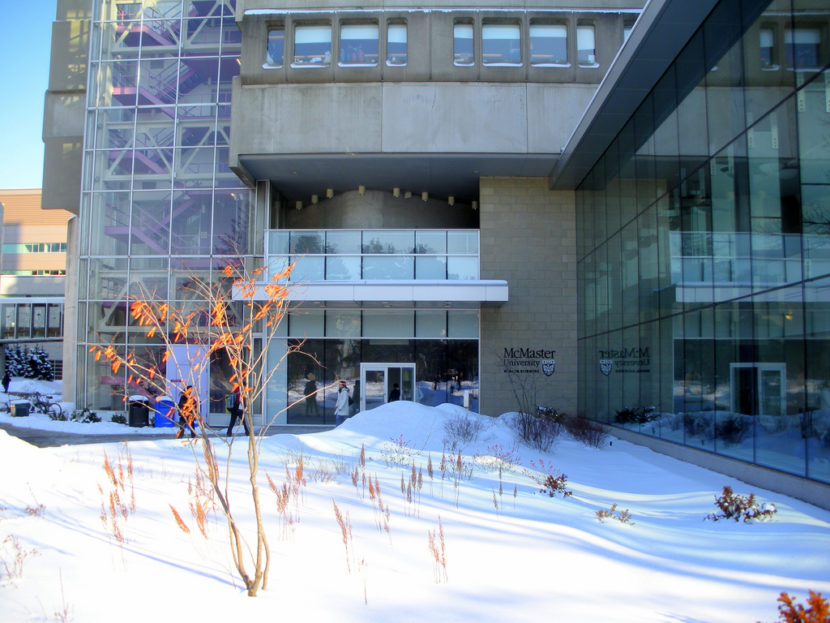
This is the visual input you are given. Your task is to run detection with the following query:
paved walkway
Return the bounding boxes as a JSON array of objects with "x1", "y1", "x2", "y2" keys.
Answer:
[{"x1": 0, "y1": 422, "x2": 333, "y2": 448}]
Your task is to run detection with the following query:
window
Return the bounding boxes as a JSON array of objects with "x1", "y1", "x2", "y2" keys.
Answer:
[
  {"x1": 340, "y1": 23, "x2": 378, "y2": 65},
  {"x1": 482, "y1": 21, "x2": 521, "y2": 65},
  {"x1": 530, "y1": 22, "x2": 567, "y2": 65},
  {"x1": 577, "y1": 24, "x2": 596, "y2": 66},
  {"x1": 266, "y1": 27, "x2": 284, "y2": 65},
  {"x1": 453, "y1": 22, "x2": 474, "y2": 65},
  {"x1": 786, "y1": 28, "x2": 820, "y2": 68},
  {"x1": 293, "y1": 24, "x2": 331, "y2": 66},
  {"x1": 623, "y1": 20, "x2": 635, "y2": 43},
  {"x1": 387, "y1": 22, "x2": 407, "y2": 65},
  {"x1": 760, "y1": 28, "x2": 775, "y2": 68}
]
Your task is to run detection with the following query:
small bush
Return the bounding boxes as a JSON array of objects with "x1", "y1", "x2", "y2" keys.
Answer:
[
  {"x1": 512, "y1": 407, "x2": 564, "y2": 451},
  {"x1": 614, "y1": 406, "x2": 657, "y2": 425},
  {"x1": 705, "y1": 486, "x2": 777, "y2": 523},
  {"x1": 527, "y1": 460, "x2": 572, "y2": 498},
  {"x1": 563, "y1": 414, "x2": 607, "y2": 448},
  {"x1": 539, "y1": 473, "x2": 572, "y2": 498},
  {"x1": 596, "y1": 503, "x2": 634, "y2": 525},
  {"x1": 111, "y1": 414, "x2": 126, "y2": 425},
  {"x1": 715, "y1": 415, "x2": 750, "y2": 445},
  {"x1": 772, "y1": 590, "x2": 830, "y2": 623},
  {"x1": 443, "y1": 413, "x2": 484, "y2": 445}
]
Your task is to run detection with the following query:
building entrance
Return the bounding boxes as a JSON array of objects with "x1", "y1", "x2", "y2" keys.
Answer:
[{"x1": 359, "y1": 363, "x2": 416, "y2": 412}]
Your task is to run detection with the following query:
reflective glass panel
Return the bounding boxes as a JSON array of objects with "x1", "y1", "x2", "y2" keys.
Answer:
[
  {"x1": 387, "y1": 23, "x2": 407, "y2": 65},
  {"x1": 340, "y1": 23, "x2": 378, "y2": 65},
  {"x1": 294, "y1": 24, "x2": 331, "y2": 66},
  {"x1": 454, "y1": 23, "x2": 474, "y2": 65},
  {"x1": 530, "y1": 23, "x2": 567, "y2": 65},
  {"x1": 482, "y1": 22, "x2": 521, "y2": 65}
]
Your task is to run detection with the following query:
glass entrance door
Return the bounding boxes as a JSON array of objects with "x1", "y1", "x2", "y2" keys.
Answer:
[{"x1": 359, "y1": 363, "x2": 416, "y2": 412}]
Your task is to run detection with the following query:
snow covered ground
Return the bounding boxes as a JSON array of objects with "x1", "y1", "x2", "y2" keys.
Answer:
[{"x1": 1, "y1": 380, "x2": 829, "y2": 622}]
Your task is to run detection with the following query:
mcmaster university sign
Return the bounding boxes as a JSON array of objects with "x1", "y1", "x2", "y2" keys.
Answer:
[{"x1": 502, "y1": 347, "x2": 556, "y2": 376}]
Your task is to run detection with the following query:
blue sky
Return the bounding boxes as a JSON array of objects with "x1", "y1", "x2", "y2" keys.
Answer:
[{"x1": 0, "y1": 2, "x2": 58, "y2": 189}]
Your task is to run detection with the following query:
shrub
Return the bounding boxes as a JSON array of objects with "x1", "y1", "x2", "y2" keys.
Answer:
[
  {"x1": 563, "y1": 414, "x2": 607, "y2": 448},
  {"x1": 512, "y1": 407, "x2": 564, "y2": 451},
  {"x1": 614, "y1": 406, "x2": 657, "y2": 425},
  {"x1": 70, "y1": 408, "x2": 101, "y2": 423},
  {"x1": 773, "y1": 590, "x2": 830, "y2": 623},
  {"x1": 528, "y1": 460, "x2": 572, "y2": 497},
  {"x1": 443, "y1": 413, "x2": 484, "y2": 445},
  {"x1": 111, "y1": 414, "x2": 126, "y2": 425},
  {"x1": 715, "y1": 415, "x2": 750, "y2": 445},
  {"x1": 596, "y1": 503, "x2": 634, "y2": 525},
  {"x1": 539, "y1": 473, "x2": 572, "y2": 498},
  {"x1": 705, "y1": 486, "x2": 777, "y2": 523}
]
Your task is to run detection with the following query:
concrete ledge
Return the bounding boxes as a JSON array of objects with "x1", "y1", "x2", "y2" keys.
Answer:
[{"x1": 608, "y1": 425, "x2": 830, "y2": 511}]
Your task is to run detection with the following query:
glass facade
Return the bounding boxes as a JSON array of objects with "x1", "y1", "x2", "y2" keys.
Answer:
[
  {"x1": 280, "y1": 309, "x2": 479, "y2": 424},
  {"x1": 576, "y1": 0, "x2": 830, "y2": 483},
  {"x1": 78, "y1": 0, "x2": 250, "y2": 411}
]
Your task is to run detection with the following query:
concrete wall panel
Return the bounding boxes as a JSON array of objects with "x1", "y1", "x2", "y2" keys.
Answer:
[
  {"x1": 479, "y1": 177, "x2": 577, "y2": 417},
  {"x1": 381, "y1": 84, "x2": 529, "y2": 153}
]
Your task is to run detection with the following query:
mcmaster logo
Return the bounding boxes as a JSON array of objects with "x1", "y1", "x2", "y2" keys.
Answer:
[
  {"x1": 503, "y1": 347, "x2": 556, "y2": 359},
  {"x1": 502, "y1": 347, "x2": 557, "y2": 375}
]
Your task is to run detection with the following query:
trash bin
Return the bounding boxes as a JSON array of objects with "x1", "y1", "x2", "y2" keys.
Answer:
[
  {"x1": 11, "y1": 400, "x2": 30, "y2": 417},
  {"x1": 154, "y1": 396, "x2": 176, "y2": 428},
  {"x1": 128, "y1": 395, "x2": 150, "y2": 427}
]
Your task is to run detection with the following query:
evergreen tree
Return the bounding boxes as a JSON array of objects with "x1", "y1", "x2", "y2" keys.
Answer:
[
  {"x1": 6, "y1": 346, "x2": 26, "y2": 376},
  {"x1": 28, "y1": 347, "x2": 54, "y2": 381}
]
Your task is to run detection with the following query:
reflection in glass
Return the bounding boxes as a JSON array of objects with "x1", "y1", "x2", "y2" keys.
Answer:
[
  {"x1": 530, "y1": 23, "x2": 567, "y2": 65},
  {"x1": 454, "y1": 23, "x2": 474, "y2": 65}
]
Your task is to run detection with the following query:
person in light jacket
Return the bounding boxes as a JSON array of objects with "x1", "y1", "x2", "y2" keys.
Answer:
[{"x1": 334, "y1": 380, "x2": 350, "y2": 426}]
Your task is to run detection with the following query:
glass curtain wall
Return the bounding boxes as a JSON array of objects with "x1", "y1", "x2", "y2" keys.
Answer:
[
  {"x1": 282, "y1": 309, "x2": 479, "y2": 424},
  {"x1": 576, "y1": 0, "x2": 830, "y2": 483},
  {"x1": 78, "y1": 0, "x2": 251, "y2": 412}
]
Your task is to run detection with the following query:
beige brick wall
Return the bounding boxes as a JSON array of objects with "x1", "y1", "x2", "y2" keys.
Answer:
[{"x1": 479, "y1": 177, "x2": 577, "y2": 417}]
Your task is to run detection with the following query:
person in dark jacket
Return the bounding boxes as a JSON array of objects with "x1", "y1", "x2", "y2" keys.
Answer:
[
  {"x1": 388, "y1": 383, "x2": 400, "y2": 402},
  {"x1": 226, "y1": 385, "x2": 250, "y2": 437},
  {"x1": 2, "y1": 372, "x2": 9, "y2": 394}
]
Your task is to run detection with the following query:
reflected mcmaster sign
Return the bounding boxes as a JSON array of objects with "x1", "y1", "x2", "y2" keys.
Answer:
[
  {"x1": 597, "y1": 347, "x2": 651, "y2": 375},
  {"x1": 503, "y1": 347, "x2": 556, "y2": 376}
]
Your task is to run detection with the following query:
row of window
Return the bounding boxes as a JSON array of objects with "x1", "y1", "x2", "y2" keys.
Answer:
[
  {"x1": 0, "y1": 302, "x2": 64, "y2": 340},
  {"x1": 1, "y1": 243, "x2": 67, "y2": 254},
  {"x1": 265, "y1": 20, "x2": 607, "y2": 69},
  {"x1": 760, "y1": 27, "x2": 823, "y2": 69},
  {"x1": 0, "y1": 269, "x2": 67, "y2": 276}
]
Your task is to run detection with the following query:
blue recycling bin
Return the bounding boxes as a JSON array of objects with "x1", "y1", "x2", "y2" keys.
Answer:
[{"x1": 154, "y1": 396, "x2": 177, "y2": 427}]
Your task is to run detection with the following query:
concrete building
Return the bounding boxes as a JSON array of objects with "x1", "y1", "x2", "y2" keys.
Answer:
[
  {"x1": 0, "y1": 189, "x2": 71, "y2": 376},
  {"x1": 43, "y1": 0, "x2": 830, "y2": 506}
]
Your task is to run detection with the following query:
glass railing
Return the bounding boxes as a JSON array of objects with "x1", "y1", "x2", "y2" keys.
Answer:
[
  {"x1": 266, "y1": 229, "x2": 480, "y2": 282},
  {"x1": 671, "y1": 232, "x2": 830, "y2": 286}
]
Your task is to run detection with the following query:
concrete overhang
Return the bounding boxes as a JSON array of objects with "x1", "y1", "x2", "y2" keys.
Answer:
[
  {"x1": 550, "y1": 0, "x2": 719, "y2": 190},
  {"x1": 236, "y1": 153, "x2": 556, "y2": 203},
  {"x1": 239, "y1": 279, "x2": 509, "y2": 308}
]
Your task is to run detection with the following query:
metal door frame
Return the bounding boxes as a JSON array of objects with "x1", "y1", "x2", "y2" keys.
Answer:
[{"x1": 359, "y1": 362, "x2": 416, "y2": 412}]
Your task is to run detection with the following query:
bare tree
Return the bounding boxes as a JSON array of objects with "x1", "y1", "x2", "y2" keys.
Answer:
[{"x1": 92, "y1": 259, "x2": 312, "y2": 596}]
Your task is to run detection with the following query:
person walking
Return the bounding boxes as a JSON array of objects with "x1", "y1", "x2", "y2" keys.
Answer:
[
  {"x1": 334, "y1": 380, "x2": 350, "y2": 426},
  {"x1": 226, "y1": 385, "x2": 250, "y2": 437},
  {"x1": 304, "y1": 373, "x2": 319, "y2": 416},
  {"x1": 176, "y1": 385, "x2": 197, "y2": 439},
  {"x1": 2, "y1": 371, "x2": 9, "y2": 394}
]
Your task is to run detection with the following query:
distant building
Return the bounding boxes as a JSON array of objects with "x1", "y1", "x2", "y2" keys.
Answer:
[{"x1": 0, "y1": 188, "x2": 71, "y2": 377}]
